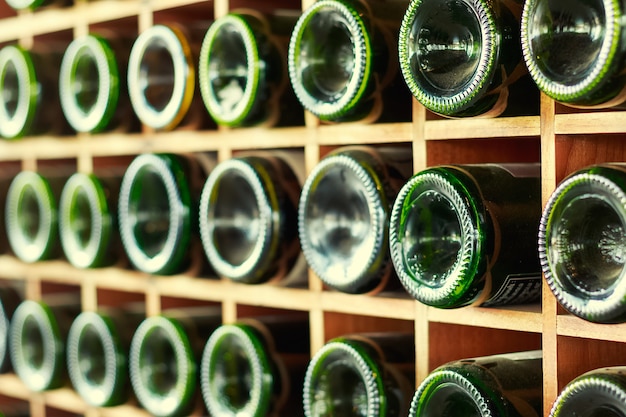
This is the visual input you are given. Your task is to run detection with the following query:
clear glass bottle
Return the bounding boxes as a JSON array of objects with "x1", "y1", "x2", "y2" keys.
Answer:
[
  {"x1": 539, "y1": 164, "x2": 626, "y2": 323},
  {"x1": 9, "y1": 295, "x2": 81, "y2": 392},
  {"x1": 66, "y1": 305, "x2": 144, "y2": 407},
  {"x1": 198, "y1": 153, "x2": 303, "y2": 284},
  {"x1": 410, "y1": 351, "x2": 543, "y2": 417},
  {"x1": 399, "y1": 0, "x2": 537, "y2": 118},
  {"x1": 117, "y1": 153, "x2": 208, "y2": 275},
  {"x1": 200, "y1": 315, "x2": 310, "y2": 417},
  {"x1": 0, "y1": 285, "x2": 21, "y2": 373},
  {"x1": 521, "y1": 0, "x2": 626, "y2": 109},
  {"x1": 59, "y1": 33, "x2": 137, "y2": 133},
  {"x1": 5, "y1": 171, "x2": 68, "y2": 263},
  {"x1": 303, "y1": 333, "x2": 415, "y2": 417},
  {"x1": 288, "y1": 0, "x2": 408, "y2": 123},
  {"x1": 299, "y1": 146, "x2": 412, "y2": 294},
  {"x1": 128, "y1": 306, "x2": 221, "y2": 417},
  {"x1": 390, "y1": 164, "x2": 542, "y2": 308},
  {"x1": 550, "y1": 367, "x2": 626, "y2": 417},
  {"x1": 127, "y1": 23, "x2": 210, "y2": 131},
  {"x1": 59, "y1": 171, "x2": 123, "y2": 269},
  {"x1": 199, "y1": 10, "x2": 302, "y2": 127},
  {"x1": 0, "y1": 45, "x2": 68, "y2": 139}
]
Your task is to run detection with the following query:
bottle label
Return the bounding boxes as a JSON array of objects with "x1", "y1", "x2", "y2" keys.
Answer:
[{"x1": 482, "y1": 273, "x2": 542, "y2": 307}]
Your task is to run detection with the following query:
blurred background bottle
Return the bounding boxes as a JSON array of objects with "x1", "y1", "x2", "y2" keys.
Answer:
[
  {"x1": 200, "y1": 314, "x2": 310, "y2": 417},
  {"x1": 410, "y1": 351, "x2": 542, "y2": 417},
  {"x1": 198, "y1": 9, "x2": 303, "y2": 128},
  {"x1": 288, "y1": 0, "x2": 410, "y2": 123},
  {"x1": 0, "y1": 285, "x2": 21, "y2": 374},
  {"x1": 9, "y1": 295, "x2": 81, "y2": 392},
  {"x1": 303, "y1": 333, "x2": 415, "y2": 417},
  {"x1": 128, "y1": 306, "x2": 221, "y2": 417},
  {"x1": 399, "y1": 0, "x2": 537, "y2": 118},
  {"x1": 521, "y1": 0, "x2": 626, "y2": 109},
  {"x1": 390, "y1": 164, "x2": 542, "y2": 308},
  {"x1": 299, "y1": 146, "x2": 412, "y2": 294},
  {"x1": 198, "y1": 152, "x2": 304, "y2": 285},
  {"x1": 539, "y1": 164, "x2": 626, "y2": 323}
]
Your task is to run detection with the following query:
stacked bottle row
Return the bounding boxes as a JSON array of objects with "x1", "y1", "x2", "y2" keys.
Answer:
[{"x1": 5, "y1": 0, "x2": 626, "y2": 138}]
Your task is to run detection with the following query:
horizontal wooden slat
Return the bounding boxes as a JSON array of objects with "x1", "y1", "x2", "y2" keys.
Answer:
[
  {"x1": 555, "y1": 112, "x2": 626, "y2": 135},
  {"x1": 424, "y1": 116, "x2": 541, "y2": 140},
  {"x1": 427, "y1": 303, "x2": 543, "y2": 333},
  {"x1": 557, "y1": 314, "x2": 626, "y2": 343}
]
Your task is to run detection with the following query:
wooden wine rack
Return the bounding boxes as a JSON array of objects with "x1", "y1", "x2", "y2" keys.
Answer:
[{"x1": 1, "y1": 0, "x2": 626, "y2": 416}]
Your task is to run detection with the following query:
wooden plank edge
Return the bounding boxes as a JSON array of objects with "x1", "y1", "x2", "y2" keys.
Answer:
[
  {"x1": 424, "y1": 116, "x2": 541, "y2": 140},
  {"x1": 427, "y1": 303, "x2": 543, "y2": 333},
  {"x1": 557, "y1": 314, "x2": 626, "y2": 343}
]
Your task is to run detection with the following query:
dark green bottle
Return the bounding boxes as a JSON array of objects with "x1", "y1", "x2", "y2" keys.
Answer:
[
  {"x1": 198, "y1": 153, "x2": 302, "y2": 284},
  {"x1": 303, "y1": 333, "x2": 415, "y2": 417},
  {"x1": 410, "y1": 351, "x2": 543, "y2": 417},
  {"x1": 0, "y1": 285, "x2": 21, "y2": 373},
  {"x1": 199, "y1": 10, "x2": 301, "y2": 127},
  {"x1": 9, "y1": 296, "x2": 80, "y2": 392},
  {"x1": 539, "y1": 164, "x2": 626, "y2": 323},
  {"x1": 399, "y1": 0, "x2": 536, "y2": 117},
  {"x1": 0, "y1": 45, "x2": 68, "y2": 139},
  {"x1": 117, "y1": 153, "x2": 207, "y2": 275},
  {"x1": 59, "y1": 34, "x2": 136, "y2": 133},
  {"x1": 298, "y1": 146, "x2": 412, "y2": 294},
  {"x1": 521, "y1": 0, "x2": 626, "y2": 108},
  {"x1": 200, "y1": 315, "x2": 309, "y2": 417},
  {"x1": 390, "y1": 164, "x2": 542, "y2": 308},
  {"x1": 128, "y1": 307, "x2": 221, "y2": 417},
  {"x1": 288, "y1": 0, "x2": 406, "y2": 122},
  {"x1": 550, "y1": 367, "x2": 626, "y2": 417},
  {"x1": 66, "y1": 306, "x2": 143, "y2": 407},
  {"x1": 59, "y1": 171, "x2": 123, "y2": 269}
]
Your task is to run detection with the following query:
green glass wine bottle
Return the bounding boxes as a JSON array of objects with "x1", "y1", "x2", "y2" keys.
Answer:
[
  {"x1": 0, "y1": 285, "x2": 21, "y2": 373},
  {"x1": 539, "y1": 164, "x2": 626, "y2": 323},
  {"x1": 299, "y1": 146, "x2": 412, "y2": 294},
  {"x1": 304, "y1": 333, "x2": 415, "y2": 417},
  {"x1": 399, "y1": 0, "x2": 537, "y2": 118},
  {"x1": 288, "y1": 0, "x2": 407, "y2": 123},
  {"x1": 59, "y1": 33, "x2": 136, "y2": 133},
  {"x1": 199, "y1": 10, "x2": 302, "y2": 127},
  {"x1": 200, "y1": 315, "x2": 310, "y2": 417},
  {"x1": 410, "y1": 351, "x2": 543, "y2": 417},
  {"x1": 128, "y1": 307, "x2": 221, "y2": 417},
  {"x1": 127, "y1": 23, "x2": 210, "y2": 131},
  {"x1": 59, "y1": 171, "x2": 123, "y2": 269},
  {"x1": 550, "y1": 367, "x2": 626, "y2": 417},
  {"x1": 390, "y1": 164, "x2": 542, "y2": 308},
  {"x1": 118, "y1": 153, "x2": 208, "y2": 275},
  {"x1": 66, "y1": 305, "x2": 144, "y2": 407},
  {"x1": 198, "y1": 153, "x2": 302, "y2": 284},
  {"x1": 0, "y1": 45, "x2": 68, "y2": 139},
  {"x1": 9, "y1": 296, "x2": 81, "y2": 392},
  {"x1": 521, "y1": 0, "x2": 626, "y2": 109},
  {"x1": 5, "y1": 171, "x2": 68, "y2": 263}
]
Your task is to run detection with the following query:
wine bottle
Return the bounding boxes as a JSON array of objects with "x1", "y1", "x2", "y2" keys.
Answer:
[
  {"x1": 0, "y1": 45, "x2": 68, "y2": 139},
  {"x1": 389, "y1": 164, "x2": 542, "y2": 308},
  {"x1": 117, "y1": 153, "x2": 208, "y2": 275},
  {"x1": 4, "y1": 0, "x2": 69, "y2": 11},
  {"x1": 299, "y1": 146, "x2": 412, "y2": 294},
  {"x1": 200, "y1": 315, "x2": 310, "y2": 416},
  {"x1": 59, "y1": 33, "x2": 136, "y2": 133},
  {"x1": 66, "y1": 305, "x2": 144, "y2": 407},
  {"x1": 127, "y1": 23, "x2": 210, "y2": 131},
  {"x1": 410, "y1": 351, "x2": 542, "y2": 417},
  {"x1": 303, "y1": 333, "x2": 415, "y2": 417},
  {"x1": 288, "y1": 0, "x2": 407, "y2": 123},
  {"x1": 9, "y1": 295, "x2": 81, "y2": 392},
  {"x1": 399, "y1": 0, "x2": 536, "y2": 118},
  {"x1": 5, "y1": 171, "x2": 68, "y2": 263},
  {"x1": 538, "y1": 164, "x2": 626, "y2": 323},
  {"x1": 198, "y1": 152, "x2": 303, "y2": 284},
  {"x1": 549, "y1": 367, "x2": 626, "y2": 417},
  {"x1": 128, "y1": 306, "x2": 221, "y2": 417},
  {"x1": 59, "y1": 171, "x2": 123, "y2": 269},
  {"x1": 0, "y1": 285, "x2": 21, "y2": 373},
  {"x1": 198, "y1": 9, "x2": 302, "y2": 127},
  {"x1": 521, "y1": 0, "x2": 626, "y2": 109}
]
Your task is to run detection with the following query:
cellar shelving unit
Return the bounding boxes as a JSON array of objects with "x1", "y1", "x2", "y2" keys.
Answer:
[{"x1": 0, "y1": 0, "x2": 625, "y2": 416}]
